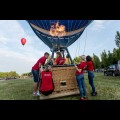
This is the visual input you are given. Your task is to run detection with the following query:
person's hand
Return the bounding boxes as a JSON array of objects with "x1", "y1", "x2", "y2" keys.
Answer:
[
  {"x1": 74, "y1": 65, "x2": 77, "y2": 69},
  {"x1": 51, "y1": 58, "x2": 54, "y2": 61}
]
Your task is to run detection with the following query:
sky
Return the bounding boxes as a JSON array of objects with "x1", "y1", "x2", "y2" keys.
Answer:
[{"x1": 0, "y1": 20, "x2": 120, "y2": 75}]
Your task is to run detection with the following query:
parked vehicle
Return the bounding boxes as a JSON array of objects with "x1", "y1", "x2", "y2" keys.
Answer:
[{"x1": 104, "y1": 64, "x2": 120, "y2": 76}]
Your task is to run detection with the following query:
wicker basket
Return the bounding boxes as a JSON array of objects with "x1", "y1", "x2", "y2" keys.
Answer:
[{"x1": 40, "y1": 66, "x2": 79, "y2": 100}]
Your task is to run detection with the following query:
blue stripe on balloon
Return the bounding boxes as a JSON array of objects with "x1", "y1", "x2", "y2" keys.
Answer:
[{"x1": 27, "y1": 20, "x2": 93, "y2": 49}]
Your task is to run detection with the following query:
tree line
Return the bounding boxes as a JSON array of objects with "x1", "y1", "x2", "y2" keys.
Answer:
[
  {"x1": 0, "y1": 71, "x2": 32, "y2": 79},
  {"x1": 21, "y1": 72, "x2": 32, "y2": 77},
  {"x1": 0, "y1": 71, "x2": 19, "y2": 79}
]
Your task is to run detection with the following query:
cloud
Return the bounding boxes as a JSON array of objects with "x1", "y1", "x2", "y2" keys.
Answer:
[
  {"x1": 69, "y1": 20, "x2": 117, "y2": 59},
  {"x1": 0, "y1": 20, "x2": 47, "y2": 74},
  {"x1": 91, "y1": 20, "x2": 109, "y2": 31},
  {"x1": 0, "y1": 36, "x2": 8, "y2": 44},
  {"x1": 0, "y1": 54, "x2": 34, "y2": 75}
]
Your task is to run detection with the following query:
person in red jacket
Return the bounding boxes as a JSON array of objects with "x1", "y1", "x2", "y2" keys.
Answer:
[
  {"x1": 86, "y1": 55, "x2": 97, "y2": 96},
  {"x1": 75, "y1": 55, "x2": 88, "y2": 100},
  {"x1": 32, "y1": 52, "x2": 49, "y2": 96},
  {"x1": 52, "y1": 52, "x2": 65, "y2": 65}
]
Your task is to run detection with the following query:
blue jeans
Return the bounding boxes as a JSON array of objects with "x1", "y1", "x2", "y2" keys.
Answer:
[
  {"x1": 88, "y1": 71, "x2": 96, "y2": 93},
  {"x1": 76, "y1": 74, "x2": 86, "y2": 98},
  {"x1": 32, "y1": 70, "x2": 39, "y2": 83}
]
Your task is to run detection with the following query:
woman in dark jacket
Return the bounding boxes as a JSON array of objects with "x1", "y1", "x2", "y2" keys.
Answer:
[{"x1": 86, "y1": 56, "x2": 97, "y2": 96}]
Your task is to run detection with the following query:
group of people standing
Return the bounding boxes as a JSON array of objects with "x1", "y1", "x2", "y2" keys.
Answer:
[
  {"x1": 31, "y1": 52, "x2": 97, "y2": 100},
  {"x1": 75, "y1": 55, "x2": 97, "y2": 100}
]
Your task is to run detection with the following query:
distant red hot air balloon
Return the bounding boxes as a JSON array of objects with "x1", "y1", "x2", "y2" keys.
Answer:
[{"x1": 21, "y1": 38, "x2": 26, "y2": 46}]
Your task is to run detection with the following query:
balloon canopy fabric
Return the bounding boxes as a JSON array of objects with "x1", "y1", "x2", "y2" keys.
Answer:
[{"x1": 27, "y1": 20, "x2": 93, "y2": 50}]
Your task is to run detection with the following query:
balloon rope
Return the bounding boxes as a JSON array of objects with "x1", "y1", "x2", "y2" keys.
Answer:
[
  {"x1": 78, "y1": 37, "x2": 81, "y2": 56},
  {"x1": 74, "y1": 20, "x2": 87, "y2": 57},
  {"x1": 74, "y1": 38, "x2": 79, "y2": 58},
  {"x1": 83, "y1": 28, "x2": 87, "y2": 55}
]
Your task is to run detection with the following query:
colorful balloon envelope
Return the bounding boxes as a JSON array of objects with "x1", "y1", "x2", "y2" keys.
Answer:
[
  {"x1": 27, "y1": 20, "x2": 93, "y2": 50},
  {"x1": 21, "y1": 38, "x2": 26, "y2": 46}
]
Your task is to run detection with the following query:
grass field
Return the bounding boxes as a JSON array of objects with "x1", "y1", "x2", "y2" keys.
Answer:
[{"x1": 0, "y1": 73, "x2": 120, "y2": 100}]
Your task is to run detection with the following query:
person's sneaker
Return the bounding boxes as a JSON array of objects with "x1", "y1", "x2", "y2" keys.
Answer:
[
  {"x1": 36, "y1": 91, "x2": 41, "y2": 96},
  {"x1": 80, "y1": 97, "x2": 84, "y2": 100},
  {"x1": 91, "y1": 92, "x2": 97, "y2": 96},
  {"x1": 33, "y1": 92, "x2": 37, "y2": 96},
  {"x1": 33, "y1": 91, "x2": 41, "y2": 97},
  {"x1": 83, "y1": 97, "x2": 88, "y2": 100}
]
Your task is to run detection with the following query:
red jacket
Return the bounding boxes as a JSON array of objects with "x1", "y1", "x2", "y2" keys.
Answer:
[
  {"x1": 87, "y1": 61, "x2": 94, "y2": 71},
  {"x1": 75, "y1": 62, "x2": 87, "y2": 75},
  {"x1": 56, "y1": 57, "x2": 65, "y2": 65},
  {"x1": 32, "y1": 56, "x2": 46, "y2": 70}
]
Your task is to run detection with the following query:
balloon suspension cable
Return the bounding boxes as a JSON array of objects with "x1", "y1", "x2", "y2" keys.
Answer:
[
  {"x1": 74, "y1": 37, "x2": 79, "y2": 59},
  {"x1": 72, "y1": 39, "x2": 79, "y2": 66},
  {"x1": 83, "y1": 28, "x2": 87, "y2": 55},
  {"x1": 78, "y1": 37, "x2": 81, "y2": 57}
]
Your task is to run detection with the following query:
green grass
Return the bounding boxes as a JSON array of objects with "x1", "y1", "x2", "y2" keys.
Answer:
[
  {"x1": 0, "y1": 73, "x2": 120, "y2": 100},
  {"x1": 0, "y1": 79, "x2": 39, "y2": 100},
  {"x1": 59, "y1": 73, "x2": 120, "y2": 100}
]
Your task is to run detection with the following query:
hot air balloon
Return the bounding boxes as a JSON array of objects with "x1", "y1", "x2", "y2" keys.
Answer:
[
  {"x1": 27, "y1": 20, "x2": 94, "y2": 99},
  {"x1": 21, "y1": 38, "x2": 26, "y2": 46},
  {"x1": 27, "y1": 20, "x2": 93, "y2": 63}
]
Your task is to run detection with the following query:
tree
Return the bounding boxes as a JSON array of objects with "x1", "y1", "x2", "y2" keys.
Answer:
[
  {"x1": 73, "y1": 56, "x2": 81, "y2": 64},
  {"x1": 28, "y1": 72, "x2": 32, "y2": 76},
  {"x1": 0, "y1": 72, "x2": 5, "y2": 78},
  {"x1": 9, "y1": 71, "x2": 19, "y2": 78},
  {"x1": 0, "y1": 71, "x2": 19, "y2": 79},
  {"x1": 115, "y1": 31, "x2": 120, "y2": 48},
  {"x1": 100, "y1": 62, "x2": 104, "y2": 68},
  {"x1": 112, "y1": 48, "x2": 118, "y2": 64},
  {"x1": 93, "y1": 54, "x2": 101, "y2": 69},
  {"x1": 21, "y1": 72, "x2": 32, "y2": 77},
  {"x1": 116, "y1": 48, "x2": 120, "y2": 60},
  {"x1": 101, "y1": 50, "x2": 109, "y2": 68},
  {"x1": 108, "y1": 50, "x2": 113, "y2": 66}
]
